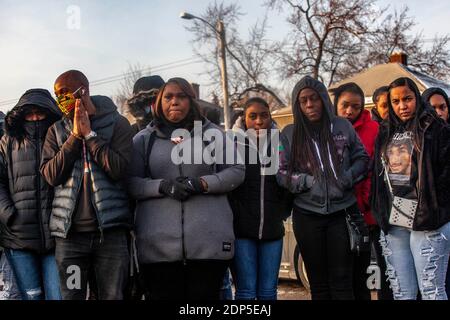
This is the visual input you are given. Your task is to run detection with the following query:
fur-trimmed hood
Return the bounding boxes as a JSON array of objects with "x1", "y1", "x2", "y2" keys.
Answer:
[{"x1": 5, "y1": 88, "x2": 61, "y2": 138}]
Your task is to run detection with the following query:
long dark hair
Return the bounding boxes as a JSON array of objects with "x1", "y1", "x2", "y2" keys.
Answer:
[
  {"x1": 154, "y1": 77, "x2": 202, "y2": 131},
  {"x1": 288, "y1": 90, "x2": 341, "y2": 186},
  {"x1": 383, "y1": 77, "x2": 426, "y2": 154}
]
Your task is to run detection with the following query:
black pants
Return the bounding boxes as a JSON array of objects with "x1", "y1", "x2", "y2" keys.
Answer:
[
  {"x1": 292, "y1": 206, "x2": 354, "y2": 300},
  {"x1": 55, "y1": 228, "x2": 129, "y2": 300},
  {"x1": 142, "y1": 260, "x2": 230, "y2": 301}
]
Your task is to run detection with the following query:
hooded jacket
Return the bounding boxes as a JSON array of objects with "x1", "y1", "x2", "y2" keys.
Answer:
[
  {"x1": 40, "y1": 96, "x2": 133, "y2": 238},
  {"x1": 127, "y1": 118, "x2": 245, "y2": 264},
  {"x1": 0, "y1": 89, "x2": 61, "y2": 253},
  {"x1": 371, "y1": 108, "x2": 384, "y2": 125},
  {"x1": 277, "y1": 76, "x2": 369, "y2": 215},
  {"x1": 228, "y1": 117, "x2": 291, "y2": 241},
  {"x1": 370, "y1": 87, "x2": 450, "y2": 233},
  {"x1": 350, "y1": 109, "x2": 379, "y2": 225},
  {"x1": 422, "y1": 87, "x2": 450, "y2": 124}
]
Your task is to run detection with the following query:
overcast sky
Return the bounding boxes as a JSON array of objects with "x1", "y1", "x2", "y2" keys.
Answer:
[{"x1": 0, "y1": 0, "x2": 449, "y2": 112}]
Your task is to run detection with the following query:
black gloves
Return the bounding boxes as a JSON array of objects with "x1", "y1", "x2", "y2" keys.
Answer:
[
  {"x1": 177, "y1": 176, "x2": 206, "y2": 195},
  {"x1": 159, "y1": 177, "x2": 207, "y2": 201},
  {"x1": 159, "y1": 179, "x2": 190, "y2": 201}
]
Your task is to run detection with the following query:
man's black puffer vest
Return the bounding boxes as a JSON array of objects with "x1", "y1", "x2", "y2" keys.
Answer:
[{"x1": 50, "y1": 96, "x2": 131, "y2": 238}]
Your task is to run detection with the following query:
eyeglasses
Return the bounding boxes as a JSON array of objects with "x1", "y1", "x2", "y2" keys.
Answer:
[{"x1": 56, "y1": 86, "x2": 84, "y2": 115}]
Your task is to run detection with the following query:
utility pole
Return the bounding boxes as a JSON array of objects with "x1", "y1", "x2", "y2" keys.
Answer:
[
  {"x1": 217, "y1": 20, "x2": 230, "y2": 130},
  {"x1": 180, "y1": 12, "x2": 231, "y2": 129}
]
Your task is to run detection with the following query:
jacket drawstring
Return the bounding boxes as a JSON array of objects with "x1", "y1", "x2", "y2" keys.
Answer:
[
  {"x1": 313, "y1": 140, "x2": 324, "y2": 172},
  {"x1": 327, "y1": 142, "x2": 338, "y2": 180}
]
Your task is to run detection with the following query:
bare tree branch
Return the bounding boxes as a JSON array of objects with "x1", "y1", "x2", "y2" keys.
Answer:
[
  {"x1": 184, "y1": 1, "x2": 286, "y2": 109},
  {"x1": 114, "y1": 62, "x2": 151, "y2": 114}
]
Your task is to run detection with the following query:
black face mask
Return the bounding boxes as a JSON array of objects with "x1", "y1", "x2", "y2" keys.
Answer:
[{"x1": 23, "y1": 119, "x2": 51, "y2": 140}]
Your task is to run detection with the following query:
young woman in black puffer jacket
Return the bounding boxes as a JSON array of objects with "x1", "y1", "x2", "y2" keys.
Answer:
[{"x1": 229, "y1": 97, "x2": 292, "y2": 300}]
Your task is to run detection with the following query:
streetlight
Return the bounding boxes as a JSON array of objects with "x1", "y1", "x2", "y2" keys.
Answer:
[{"x1": 180, "y1": 11, "x2": 231, "y2": 130}]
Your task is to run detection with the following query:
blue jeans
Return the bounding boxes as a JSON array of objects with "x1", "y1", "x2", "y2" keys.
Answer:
[
  {"x1": 4, "y1": 249, "x2": 61, "y2": 300},
  {"x1": 0, "y1": 253, "x2": 21, "y2": 300},
  {"x1": 447, "y1": 261, "x2": 450, "y2": 297},
  {"x1": 220, "y1": 268, "x2": 234, "y2": 300},
  {"x1": 233, "y1": 238, "x2": 283, "y2": 300},
  {"x1": 380, "y1": 222, "x2": 450, "y2": 300}
]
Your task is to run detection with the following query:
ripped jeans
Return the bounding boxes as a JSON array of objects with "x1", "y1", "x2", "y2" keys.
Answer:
[
  {"x1": 380, "y1": 222, "x2": 450, "y2": 300},
  {"x1": 0, "y1": 253, "x2": 21, "y2": 300},
  {"x1": 4, "y1": 249, "x2": 61, "y2": 300}
]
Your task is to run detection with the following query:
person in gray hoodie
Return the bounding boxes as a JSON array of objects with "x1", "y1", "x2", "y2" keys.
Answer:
[
  {"x1": 277, "y1": 76, "x2": 369, "y2": 300},
  {"x1": 127, "y1": 77, "x2": 245, "y2": 300}
]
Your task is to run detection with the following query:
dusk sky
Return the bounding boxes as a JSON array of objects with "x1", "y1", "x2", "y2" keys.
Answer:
[{"x1": 0, "y1": 0, "x2": 449, "y2": 112}]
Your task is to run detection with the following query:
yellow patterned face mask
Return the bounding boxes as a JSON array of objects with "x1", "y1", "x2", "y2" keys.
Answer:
[{"x1": 56, "y1": 86, "x2": 84, "y2": 117}]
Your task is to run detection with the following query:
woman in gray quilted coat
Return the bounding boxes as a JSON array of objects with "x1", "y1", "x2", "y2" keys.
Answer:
[{"x1": 127, "y1": 77, "x2": 244, "y2": 300}]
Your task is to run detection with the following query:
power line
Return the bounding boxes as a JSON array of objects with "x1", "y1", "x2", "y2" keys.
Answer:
[
  {"x1": 0, "y1": 56, "x2": 204, "y2": 108},
  {"x1": 0, "y1": 98, "x2": 20, "y2": 105},
  {"x1": 90, "y1": 56, "x2": 200, "y2": 86},
  {"x1": 90, "y1": 59, "x2": 203, "y2": 87}
]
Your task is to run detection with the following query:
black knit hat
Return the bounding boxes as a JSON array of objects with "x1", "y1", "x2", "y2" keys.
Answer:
[{"x1": 133, "y1": 75, "x2": 165, "y2": 95}]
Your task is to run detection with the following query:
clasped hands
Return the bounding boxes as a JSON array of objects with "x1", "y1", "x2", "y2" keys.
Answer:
[
  {"x1": 159, "y1": 176, "x2": 208, "y2": 201},
  {"x1": 72, "y1": 99, "x2": 92, "y2": 139}
]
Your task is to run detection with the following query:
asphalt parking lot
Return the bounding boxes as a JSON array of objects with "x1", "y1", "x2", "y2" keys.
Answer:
[{"x1": 277, "y1": 279, "x2": 311, "y2": 300}]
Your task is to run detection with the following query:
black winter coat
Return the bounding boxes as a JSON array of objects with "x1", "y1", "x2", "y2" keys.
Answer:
[
  {"x1": 370, "y1": 106, "x2": 450, "y2": 233},
  {"x1": 0, "y1": 89, "x2": 61, "y2": 253},
  {"x1": 229, "y1": 123, "x2": 292, "y2": 240}
]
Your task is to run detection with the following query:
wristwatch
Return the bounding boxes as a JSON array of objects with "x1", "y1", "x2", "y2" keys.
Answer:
[{"x1": 84, "y1": 131, "x2": 97, "y2": 140}]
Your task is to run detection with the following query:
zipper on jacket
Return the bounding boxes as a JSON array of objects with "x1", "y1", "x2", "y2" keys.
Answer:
[
  {"x1": 91, "y1": 199, "x2": 104, "y2": 244},
  {"x1": 63, "y1": 132, "x2": 85, "y2": 239},
  {"x1": 313, "y1": 140, "x2": 329, "y2": 210},
  {"x1": 86, "y1": 155, "x2": 104, "y2": 244},
  {"x1": 64, "y1": 171, "x2": 84, "y2": 238},
  {"x1": 415, "y1": 121, "x2": 432, "y2": 229},
  {"x1": 178, "y1": 163, "x2": 187, "y2": 265},
  {"x1": 258, "y1": 165, "x2": 265, "y2": 240},
  {"x1": 35, "y1": 124, "x2": 46, "y2": 252},
  {"x1": 90, "y1": 197, "x2": 104, "y2": 244}
]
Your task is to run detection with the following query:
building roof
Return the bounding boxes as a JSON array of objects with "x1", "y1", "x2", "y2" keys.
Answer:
[
  {"x1": 329, "y1": 62, "x2": 450, "y2": 105},
  {"x1": 270, "y1": 62, "x2": 450, "y2": 129},
  {"x1": 197, "y1": 99, "x2": 222, "y2": 112},
  {"x1": 272, "y1": 106, "x2": 292, "y2": 116}
]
